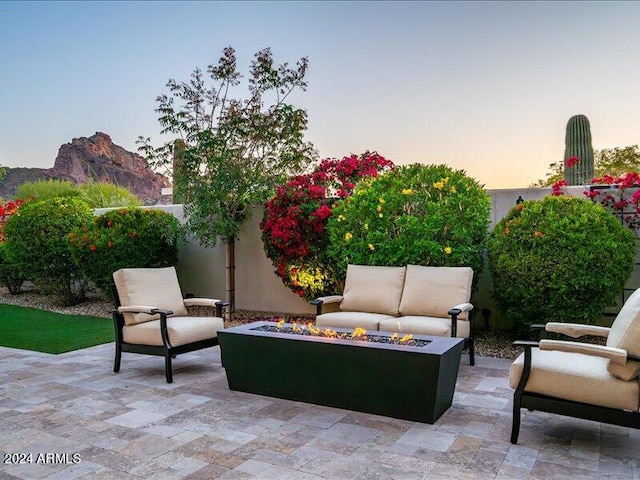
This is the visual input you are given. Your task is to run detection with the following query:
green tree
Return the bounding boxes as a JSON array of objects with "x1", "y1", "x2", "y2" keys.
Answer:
[
  {"x1": 138, "y1": 46, "x2": 317, "y2": 314},
  {"x1": 532, "y1": 145, "x2": 640, "y2": 187}
]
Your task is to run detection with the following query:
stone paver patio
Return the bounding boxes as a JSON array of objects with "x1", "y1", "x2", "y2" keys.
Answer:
[{"x1": 1, "y1": 345, "x2": 639, "y2": 479}]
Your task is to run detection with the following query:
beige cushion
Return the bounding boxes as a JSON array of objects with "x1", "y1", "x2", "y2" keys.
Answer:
[
  {"x1": 339, "y1": 265, "x2": 406, "y2": 316},
  {"x1": 606, "y1": 287, "x2": 640, "y2": 379},
  {"x1": 399, "y1": 265, "x2": 473, "y2": 320},
  {"x1": 123, "y1": 316, "x2": 224, "y2": 347},
  {"x1": 379, "y1": 316, "x2": 470, "y2": 338},
  {"x1": 113, "y1": 267, "x2": 187, "y2": 326},
  {"x1": 510, "y1": 348, "x2": 640, "y2": 411},
  {"x1": 315, "y1": 311, "x2": 392, "y2": 331}
]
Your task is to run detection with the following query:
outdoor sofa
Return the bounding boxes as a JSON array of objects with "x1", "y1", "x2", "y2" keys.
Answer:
[{"x1": 311, "y1": 264, "x2": 475, "y2": 364}]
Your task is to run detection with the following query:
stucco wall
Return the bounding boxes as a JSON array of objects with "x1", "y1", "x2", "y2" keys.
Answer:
[{"x1": 102, "y1": 184, "x2": 636, "y2": 328}]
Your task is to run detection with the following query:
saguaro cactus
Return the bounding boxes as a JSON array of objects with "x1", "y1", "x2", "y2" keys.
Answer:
[{"x1": 563, "y1": 114, "x2": 595, "y2": 185}]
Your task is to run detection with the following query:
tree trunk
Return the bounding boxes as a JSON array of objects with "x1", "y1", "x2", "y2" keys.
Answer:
[{"x1": 225, "y1": 237, "x2": 235, "y2": 322}]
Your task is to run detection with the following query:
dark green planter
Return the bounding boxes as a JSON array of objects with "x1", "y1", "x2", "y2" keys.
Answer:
[{"x1": 218, "y1": 321, "x2": 464, "y2": 424}]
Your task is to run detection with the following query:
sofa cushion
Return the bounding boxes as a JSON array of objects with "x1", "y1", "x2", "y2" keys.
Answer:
[
  {"x1": 316, "y1": 312, "x2": 393, "y2": 331},
  {"x1": 399, "y1": 265, "x2": 473, "y2": 320},
  {"x1": 113, "y1": 267, "x2": 187, "y2": 326},
  {"x1": 379, "y1": 316, "x2": 470, "y2": 338},
  {"x1": 339, "y1": 265, "x2": 406, "y2": 316},
  {"x1": 123, "y1": 316, "x2": 224, "y2": 347},
  {"x1": 510, "y1": 348, "x2": 640, "y2": 411}
]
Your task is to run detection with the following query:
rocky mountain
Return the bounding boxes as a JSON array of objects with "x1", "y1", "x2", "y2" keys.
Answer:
[{"x1": 0, "y1": 132, "x2": 171, "y2": 205}]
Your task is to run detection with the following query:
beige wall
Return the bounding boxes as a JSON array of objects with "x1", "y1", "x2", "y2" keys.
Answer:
[{"x1": 100, "y1": 184, "x2": 636, "y2": 327}]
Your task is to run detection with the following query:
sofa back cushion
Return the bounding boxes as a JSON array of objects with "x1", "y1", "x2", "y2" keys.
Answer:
[
  {"x1": 340, "y1": 265, "x2": 406, "y2": 316},
  {"x1": 113, "y1": 267, "x2": 187, "y2": 325},
  {"x1": 606, "y1": 287, "x2": 640, "y2": 379},
  {"x1": 399, "y1": 265, "x2": 473, "y2": 319}
]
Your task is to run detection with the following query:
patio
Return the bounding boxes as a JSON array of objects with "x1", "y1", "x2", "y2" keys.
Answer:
[{"x1": 1, "y1": 346, "x2": 639, "y2": 480}]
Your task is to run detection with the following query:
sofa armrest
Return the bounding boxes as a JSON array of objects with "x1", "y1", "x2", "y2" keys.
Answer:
[
  {"x1": 539, "y1": 339, "x2": 626, "y2": 364},
  {"x1": 311, "y1": 295, "x2": 343, "y2": 315},
  {"x1": 184, "y1": 297, "x2": 221, "y2": 307},
  {"x1": 447, "y1": 303, "x2": 474, "y2": 337},
  {"x1": 544, "y1": 322, "x2": 610, "y2": 339}
]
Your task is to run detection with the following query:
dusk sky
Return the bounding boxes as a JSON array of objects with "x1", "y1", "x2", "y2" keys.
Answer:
[{"x1": 1, "y1": 1, "x2": 639, "y2": 189}]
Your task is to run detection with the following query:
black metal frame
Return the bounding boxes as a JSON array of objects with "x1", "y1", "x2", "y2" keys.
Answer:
[
  {"x1": 112, "y1": 291, "x2": 227, "y2": 383},
  {"x1": 511, "y1": 326, "x2": 640, "y2": 444},
  {"x1": 311, "y1": 299, "x2": 475, "y2": 365}
]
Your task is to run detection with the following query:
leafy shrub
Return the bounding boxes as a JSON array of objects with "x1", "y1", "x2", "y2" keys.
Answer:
[
  {"x1": 16, "y1": 179, "x2": 78, "y2": 201},
  {"x1": 261, "y1": 152, "x2": 394, "y2": 300},
  {"x1": 326, "y1": 163, "x2": 491, "y2": 279},
  {"x1": 488, "y1": 195, "x2": 636, "y2": 332},
  {"x1": 0, "y1": 243, "x2": 24, "y2": 294},
  {"x1": 3, "y1": 197, "x2": 93, "y2": 305},
  {"x1": 68, "y1": 208, "x2": 184, "y2": 301},
  {"x1": 77, "y1": 181, "x2": 142, "y2": 208}
]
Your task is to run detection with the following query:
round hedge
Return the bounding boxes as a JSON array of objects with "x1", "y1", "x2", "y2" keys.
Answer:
[
  {"x1": 67, "y1": 208, "x2": 184, "y2": 302},
  {"x1": 488, "y1": 195, "x2": 636, "y2": 332},
  {"x1": 3, "y1": 197, "x2": 94, "y2": 305},
  {"x1": 325, "y1": 163, "x2": 491, "y2": 278}
]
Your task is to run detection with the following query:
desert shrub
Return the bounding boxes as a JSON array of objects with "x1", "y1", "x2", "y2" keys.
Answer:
[
  {"x1": 15, "y1": 179, "x2": 78, "y2": 201},
  {"x1": 488, "y1": 195, "x2": 636, "y2": 332},
  {"x1": 68, "y1": 208, "x2": 184, "y2": 301},
  {"x1": 0, "y1": 243, "x2": 24, "y2": 294},
  {"x1": 77, "y1": 181, "x2": 142, "y2": 208},
  {"x1": 261, "y1": 152, "x2": 394, "y2": 300},
  {"x1": 326, "y1": 163, "x2": 491, "y2": 279},
  {"x1": 3, "y1": 197, "x2": 93, "y2": 305}
]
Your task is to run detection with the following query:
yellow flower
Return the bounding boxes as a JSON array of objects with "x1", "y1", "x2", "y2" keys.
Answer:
[
  {"x1": 402, "y1": 188, "x2": 413, "y2": 195},
  {"x1": 378, "y1": 213, "x2": 383, "y2": 218},
  {"x1": 444, "y1": 246, "x2": 452, "y2": 255},
  {"x1": 337, "y1": 214, "x2": 346, "y2": 222},
  {"x1": 379, "y1": 198, "x2": 385, "y2": 204},
  {"x1": 345, "y1": 232, "x2": 353, "y2": 242},
  {"x1": 450, "y1": 186, "x2": 456, "y2": 194},
  {"x1": 376, "y1": 205, "x2": 383, "y2": 213},
  {"x1": 364, "y1": 223, "x2": 369, "y2": 230},
  {"x1": 368, "y1": 244, "x2": 375, "y2": 250},
  {"x1": 433, "y1": 181, "x2": 444, "y2": 190}
]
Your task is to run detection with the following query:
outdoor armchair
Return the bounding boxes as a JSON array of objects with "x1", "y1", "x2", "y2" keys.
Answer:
[
  {"x1": 111, "y1": 266, "x2": 227, "y2": 383},
  {"x1": 509, "y1": 288, "x2": 640, "y2": 444}
]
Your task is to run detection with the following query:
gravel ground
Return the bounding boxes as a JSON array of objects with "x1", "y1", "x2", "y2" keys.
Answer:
[{"x1": 0, "y1": 286, "x2": 522, "y2": 360}]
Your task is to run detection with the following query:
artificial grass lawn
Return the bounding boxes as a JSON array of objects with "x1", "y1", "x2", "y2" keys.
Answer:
[{"x1": 0, "y1": 303, "x2": 114, "y2": 354}]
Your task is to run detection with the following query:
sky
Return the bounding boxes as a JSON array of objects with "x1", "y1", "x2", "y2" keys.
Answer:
[{"x1": 1, "y1": 1, "x2": 639, "y2": 189}]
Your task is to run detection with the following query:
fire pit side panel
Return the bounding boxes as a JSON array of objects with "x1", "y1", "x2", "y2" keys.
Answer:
[{"x1": 218, "y1": 327, "x2": 463, "y2": 424}]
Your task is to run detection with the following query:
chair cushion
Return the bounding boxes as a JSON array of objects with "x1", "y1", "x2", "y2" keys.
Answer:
[
  {"x1": 315, "y1": 312, "x2": 392, "y2": 331},
  {"x1": 378, "y1": 316, "x2": 470, "y2": 338},
  {"x1": 339, "y1": 265, "x2": 406, "y2": 316},
  {"x1": 114, "y1": 267, "x2": 187, "y2": 325},
  {"x1": 123, "y1": 316, "x2": 224, "y2": 347},
  {"x1": 399, "y1": 265, "x2": 473, "y2": 320},
  {"x1": 606, "y1": 287, "x2": 640, "y2": 379},
  {"x1": 509, "y1": 348, "x2": 640, "y2": 411}
]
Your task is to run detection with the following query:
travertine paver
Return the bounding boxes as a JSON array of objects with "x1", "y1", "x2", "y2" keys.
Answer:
[{"x1": 1, "y1": 344, "x2": 639, "y2": 479}]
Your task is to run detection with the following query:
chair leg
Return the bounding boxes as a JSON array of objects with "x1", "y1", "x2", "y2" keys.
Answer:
[
  {"x1": 468, "y1": 338, "x2": 475, "y2": 366},
  {"x1": 165, "y1": 354, "x2": 173, "y2": 383},
  {"x1": 511, "y1": 396, "x2": 521, "y2": 444},
  {"x1": 114, "y1": 343, "x2": 122, "y2": 373}
]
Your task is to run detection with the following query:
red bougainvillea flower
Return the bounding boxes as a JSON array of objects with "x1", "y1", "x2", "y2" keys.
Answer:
[
  {"x1": 551, "y1": 180, "x2": 567, "y2": 196},
  {"x1": 566, "y1": 156, "x2": 580, "y2": 168}
]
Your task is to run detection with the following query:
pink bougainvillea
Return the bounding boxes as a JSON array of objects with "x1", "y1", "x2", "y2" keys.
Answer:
[{"x1": 261, "y1": 152, "x2": 394, "y2": 300}]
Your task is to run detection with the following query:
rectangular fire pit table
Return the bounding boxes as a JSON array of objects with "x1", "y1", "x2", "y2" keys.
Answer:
[{"x1": 218, "y1": 321, "x2": 464, "y2": 424}]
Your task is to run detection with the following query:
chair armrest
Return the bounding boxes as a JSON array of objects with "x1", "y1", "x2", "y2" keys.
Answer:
[
  {"x1": 539, "y1": 339, "x2": 627, "y2": 364},
  {"x1": 450, "y1": 302, "x2": 474, "y2": 313},
  {"x1": 447, "y1": 303, "x2": 474, "y2": 337},
  {"x1": 311, "y1": 295, "x2": 343, "y2": 315},
  {"x1": 118, "y1": 306, "x2": 174, "y2": 316},
  {"x1": 544, "y1": 322, "x2": 610, "y2": 339},
  {"x1": 183, "y1": 298, "x2": 222, "y2": 308}
]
